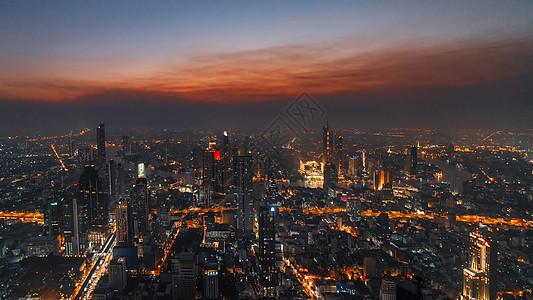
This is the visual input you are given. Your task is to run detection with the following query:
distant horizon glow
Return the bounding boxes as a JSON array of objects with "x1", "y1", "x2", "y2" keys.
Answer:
[
  {"x1": 1, "y1": 1, "x2": 532, "y2": 104},
  {"x1": 1, "y1": 1, "x2": 532, "y2": 132}
]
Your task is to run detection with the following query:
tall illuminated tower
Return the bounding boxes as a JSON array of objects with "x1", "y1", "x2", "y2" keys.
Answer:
[
  {"x1": 334, "y1": 131, "x2": 343, "y2": 174},
  {"x1": 202, "y1": 142, "x2": 217, "y2": 208},
  {"x1": 96, "y1": 123, "x2": 106, "y2": 169},
  {"x1": 133, "y1": 175, "x2": 150, "y2": 239},
  {"x1": 322, "y1": 123, "x2": 333, "y2": 166},
  {"x1": 79, "y1": 165, "x2": 107, "y2": 232},
  {"x1": 204, "y1": 258, "x2": 219, "y2": 299},
  {"x1": 116, "y1": 199, "x2": 133, "y2": 247},
  {"x1": 406, "y1": 145, "x2": 417, "y2": 176},
  {"x1": 233, "y1": 155, "x2": 253, "y2": 235},
  {"x1": 463, "y1": 232, "x2": 497, "y2": 300},
  {"x1": 258, "y1": 205, "x2": 277, "y2": 297}
]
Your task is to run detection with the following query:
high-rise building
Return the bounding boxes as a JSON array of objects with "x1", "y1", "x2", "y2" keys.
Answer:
[
  {"x1": 122, "y1": 135, "x2": 132, "y2": 155},
  {"x1": 68, "y1": 131, "x2": 75, "y2": 157},
  {"x1": 347, "y1": 197, "x2": 361, "y2": 222},
  {"x1": 45, "y1": 198, "x2": 64, "y2": 238},
  {"x1": 323, "y1": 161, "x2": 338, "y2": 191},
  {"x1": 407, "y1": 145, "x2": 417, "y2": 176},
  {"x1": 108, "y1": 159, "x2": 117, "y2": 196},
  {"x1": 258, "y1": 205, "x2": 277, "y2": 297},
  {"x1": 334, "y1": 131, "x2": 343, "y2": 174},
  {"x1": 109, "y1": 257, "x2": 127, "y2": 292},
  {"x1": 202, "y1": 142, "x2": 217, "y2": 208},
  {"x1": 203, "y1": 258, "x2": 219, "y2": 299},
  {"x1": 79, "y1": 165, "x2": 108, "y2": 232},
  {"x1": 267, "y1": 171, "x2": 278, "y2": 203},
  {"x1": 322, "y1": 123, "x2": 334, "y2": 166},
  {"x1": 116, "y1": 200, "x2": 133, "y2": 247},
  {"x1": 223, "y1": 131, "x2": 230, "y2": 164},
  {"x1": 63, "y1": 197, "x2": 85, "y2": 256},
  {"x1": 233, "y1": 155, "x2": 253, "y2": 235},
  {"x1": 96, "y1": 123, "x2": 106, "y2": 168},
  {"x1": 462, "y1": 232, "x2": 497, "y2": 300},
  {"x1": 133, "y1": 177, "x2": 150, "y2": 239},
  {"x1": 347, "y1": 156, "x2": 359, "y2": 178},
  {"x1": 172, "y1": 252, "x2": 197, "y2": 300},
  {"x1": 380, "y1": 279, "x2": 397, "y2": 300}
]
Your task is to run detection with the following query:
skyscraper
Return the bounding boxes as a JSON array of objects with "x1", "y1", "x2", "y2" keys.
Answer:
[
  {"x1": 122, "y1": 135, "x2": 131, "y2": 155},
  {"x1": 133, "y1": 177, "x2": 150, "y2": 239},
  {"x1": 45, "y1": 198, "x2": 64, "y2": 238},
  {"x1": 79, "y1": 165, "x2": 107, "y2": 232},
  {"x1": 68, "y1": 131, "x2": 75, "y2": 157},
  {"x1": 347, "y1": 156, "x2": 359, "y2": 178},
  {"x1": 202, "y1": 142, "x2": 217, "y2": 208},
  {"x1": 223, "y1": 131, "x2": 230, "y2": 164},
  {"x1": 63, "y1": 197, "x2": 85, "y2": 256},
  {"x1": 334, "y1": 131, "x2": 343, "y2": 174},
  {"x1": 463, "y1": 232, "x2": 497, "y2": 300},
  {"x1": 96, "y1": 123, "x2": 106, "y2": 169},
  {"x1": 258, "y1": 205, "x2": 277, "y2": 297},
  {"x1": 323, "y1": 161, "x2": 338, "y2": 191},
  {"x1": 172, "y1": 252, "x2": 197, "y2": 300},
  {"x1": 233, "y1": 155, "x2": 253, "y2": 235},
  {"x1": 204, "y1": 258, "x2": 219, "y2": 299},
  {"x1": 109, "y1": 257, "x2": 127, "y2": 292},
  {"x1": 408, "y1": 145, "x2": 417, "y2": 176},
  {"x1": 108, "y1": 159, "x2": 117, "y2": 196},
  {"x1": 322, "y1": 123, "x2": 334, "y2": 167},
  {"x1": 380, "y1": 279, "x2": 397, "y2": 300},
  {"x1": 116, "y1": 200, "x2": 133, "y2": 247}
]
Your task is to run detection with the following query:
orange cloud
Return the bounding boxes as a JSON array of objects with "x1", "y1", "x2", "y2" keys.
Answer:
[{"x1": 1, "y1": 36, "x2": 532, "y2": 103}]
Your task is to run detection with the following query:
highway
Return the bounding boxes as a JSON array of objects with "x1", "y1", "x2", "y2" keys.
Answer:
[{"x1": 72, "y1": 232, "x2": 116, "y2": 300}]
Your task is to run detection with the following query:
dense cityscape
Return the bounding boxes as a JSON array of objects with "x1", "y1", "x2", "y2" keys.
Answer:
[
  {"x1": 0, "y1": 118, "x2": 532, "y2": 299},
  {"x1": 2, "y1": 1, "x2": 533, "y2": 300}
]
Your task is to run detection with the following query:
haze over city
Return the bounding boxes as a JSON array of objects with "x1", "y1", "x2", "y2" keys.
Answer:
[{"x1": 1, "y1": 1, "x2": 533, "y2": 133}]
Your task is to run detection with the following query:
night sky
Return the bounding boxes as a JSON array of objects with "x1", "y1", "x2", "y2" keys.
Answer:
[{"x1": 1, "y1": 1, "x2": 532, "y2": 134}]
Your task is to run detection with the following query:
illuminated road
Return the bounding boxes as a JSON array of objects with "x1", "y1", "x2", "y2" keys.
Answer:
[
  {"x1": 156, "y1": 213, "x2": 188, "y2": 275},
  {"x1": 284, "y1": 258, "x2": 317, "y2": 299},
  {"x1": 72, "y1": 232, "x2": 116, "y2": 300},
  {"x1": 50, "y1": 144, "x2": 68, "y2": 171},
  {"x1": 0, "y1": 211, "x2": 44, "y2": 224},
  {"x1": 169, "y1": 206, "x2": 533, "y2": 229}
]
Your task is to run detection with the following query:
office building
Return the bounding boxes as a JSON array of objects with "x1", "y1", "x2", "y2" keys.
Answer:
[
  {"x1": 64, "y1": 197, "x2": 85, "y2": 256},
  {"x1": 109, "y1": 257, "x2": 127, "y2": 292},
  {"x1": 116, "y1": 200, "x2": 133, "y2": 247},
  {"x1": 45, "y1": 199, "x2": 64, "y2": 238},
  {"x1": 258, "y1": 205, "x2": 277, "y2": 297},
  {"x1": 322, "y1": 123, "x2": 334, "y2": 166},
  {"x1": 380, "y1": 279, "x2": 397, "y2": 300},
  {"x1": 133, "y1": 177, "x2": 150, "y2": 239},
  {"x1": 96, "y1": 123, "x2": 106, "y2": 168},
  {"x1": 462, "y1": 232, "x2": 497, "y2": 300},
  {"x1": 202, "y1": 142, "x2": 217, "y2": 208},
  {"x1": 204, "y1": 258, "x2": 219, "y2": 299},
  {"x1": 323, "y1": 161, "x2": 338, "y2": 191},
  {"x1": 233, "y1": 155, "x2": 253, "y2": 235},
  {"x1": 172, "y1": 252, "x2": 197, "y2": 300},
  {"x1": 79, "y1": 165, "x2": 108, "y2": 232},
  {"x1": 334, "y1": 131, "x2": 343, "y2": 174},
  {"x1": 406, "y1": 145, "x2": 417, "y2": 176}
]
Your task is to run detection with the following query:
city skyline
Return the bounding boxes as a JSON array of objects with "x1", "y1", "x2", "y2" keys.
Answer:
[{"x1": 1, "y1": 3, "x2": 533, "y2": 298}]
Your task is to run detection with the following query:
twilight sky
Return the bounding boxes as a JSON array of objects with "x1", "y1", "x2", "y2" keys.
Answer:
[{"x1": 1, "y1": 1, "x2": 533, "y2": 133}]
